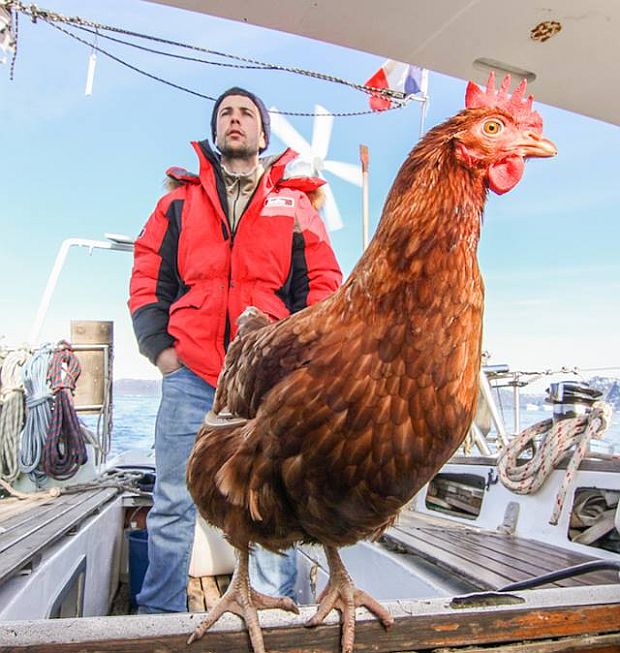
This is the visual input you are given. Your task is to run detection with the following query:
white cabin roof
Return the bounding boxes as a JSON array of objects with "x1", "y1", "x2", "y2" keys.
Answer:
[{"x1": 146, "y1": 0, "x2": 620, "y2": 125}]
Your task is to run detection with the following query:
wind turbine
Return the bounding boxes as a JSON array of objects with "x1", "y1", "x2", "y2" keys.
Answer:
[{"x1": 269, "y1": 105, "x2": 362, "y2": 231}]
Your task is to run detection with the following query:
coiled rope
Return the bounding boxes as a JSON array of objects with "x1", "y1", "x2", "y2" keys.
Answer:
[
  {"x1": 498, "y1": 401, "x2": 613, "y2": 525},
  {"x1": 0, "y1": 349, "x2": 29, "y2": 483},
  {"x1": 42, "y1": 341, "x2": 87, "y2": 480},
  {"x1": 19, "y1": 344, "x2": 53, "y2": 485}
]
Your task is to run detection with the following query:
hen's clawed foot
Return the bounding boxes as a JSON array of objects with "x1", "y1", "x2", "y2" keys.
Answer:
[
  {"x1": 305, "y1": 546, "x2": 393, "y2": 653},
  {"x1": 188, "y1": 548, "x2": 299, "y2": 652}
]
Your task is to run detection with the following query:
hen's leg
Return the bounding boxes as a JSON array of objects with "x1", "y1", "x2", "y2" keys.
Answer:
[
  {"x1": 188, "y1": 546, "x2": 299, "y2": 652},
  {"x1": 306, "y1": 545, "x2": 394, "y2": 653}
]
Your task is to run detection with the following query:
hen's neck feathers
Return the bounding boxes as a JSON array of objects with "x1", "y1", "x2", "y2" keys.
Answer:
[{"x1": 348, "y1": 112, "x2": 487, "y2": 297}]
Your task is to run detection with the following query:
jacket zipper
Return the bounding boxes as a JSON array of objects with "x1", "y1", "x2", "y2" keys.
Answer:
[
  {"x1": 221, "y1": 218, "x2": 232, "y2": 352},
  {"x1": 231, "y1": 181, "x2": 242, "y2": 233},
  {"x1": 224, "y1": 177, "x2": 261, "y2": 351},
  {"x1": 194, "y1": 142, "x2": 293, "y2": 359},
  {"x1": 224, "y1": 234, "x2": 233, "y2": 351},
  {"x1": 221, "y1": 157, "x2": 283, "y2": 352}
]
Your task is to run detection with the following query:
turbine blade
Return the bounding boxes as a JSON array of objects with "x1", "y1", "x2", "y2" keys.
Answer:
[
  {"x1": 321, "y1": 184, "x2": 344, "y2": 231},
  {"x1": 269, "y1": 107, "x2": 312, "y2": 157},
  {"x1": 311, "y1": 105, "x2": 334, "y2": 161},
  {"x1": 323, "y1": 160, "x2": 363, "y2": 187}
]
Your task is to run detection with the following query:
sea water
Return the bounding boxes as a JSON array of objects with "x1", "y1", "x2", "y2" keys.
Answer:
[
  {"x1": 106, "y1": 393, "x2": 620, "y2": 459},
  {"x1": 108, "y1": 393, "x2": 160, "y2": 457}
]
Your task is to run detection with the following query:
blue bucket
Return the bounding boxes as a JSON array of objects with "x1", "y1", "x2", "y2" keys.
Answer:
[{"x1": 128, "y1": 529, "x2": 149, "y2": 608}]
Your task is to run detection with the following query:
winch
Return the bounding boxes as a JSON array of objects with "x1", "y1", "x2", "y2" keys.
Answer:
[{"x1": 546, "y1": 381, "x2": 602, "y2": 421}]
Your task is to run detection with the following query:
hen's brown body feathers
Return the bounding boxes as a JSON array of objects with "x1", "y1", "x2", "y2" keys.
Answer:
[{"x1": 188, "y1": 110, "x2": 488, "y2": 553}]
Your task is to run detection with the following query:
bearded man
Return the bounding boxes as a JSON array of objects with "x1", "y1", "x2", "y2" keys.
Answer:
[{"x1": 129, "y1": 88, "x2": 342, "y2": 613}]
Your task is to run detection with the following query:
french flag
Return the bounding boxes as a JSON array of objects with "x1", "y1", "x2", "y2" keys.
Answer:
[{"x1": 365, "y1": 60, "x2": 427, "y2": 111}]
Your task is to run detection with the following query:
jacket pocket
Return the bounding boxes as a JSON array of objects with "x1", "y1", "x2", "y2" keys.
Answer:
[
  {"x1": 170, "y1": 286, "x2": 210, "y2": 314},
  {"x1": 169, "y1": 284, "x2": 220, "y2": 340}
]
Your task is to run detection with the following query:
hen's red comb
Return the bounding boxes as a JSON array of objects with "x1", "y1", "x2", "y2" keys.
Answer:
[{"x1": 465, "y1": 73, "x2": 543, "y2": 133}]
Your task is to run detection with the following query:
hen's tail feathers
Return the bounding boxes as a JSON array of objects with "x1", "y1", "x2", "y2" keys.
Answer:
[
  {"x1": 215, "y1": 435, "x2": 279, "y2": 523},
  {"x1": 215, "y1": 445, "x2": 257, "y2": 512}
]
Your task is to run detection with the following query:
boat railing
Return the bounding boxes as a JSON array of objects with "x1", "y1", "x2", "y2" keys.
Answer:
[{"x1": 28, "y1": 234, "x2": 134, "y2": 346}]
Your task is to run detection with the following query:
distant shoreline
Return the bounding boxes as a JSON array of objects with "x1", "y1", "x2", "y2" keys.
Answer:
[
  {"x1": 112, "y1": 376, "x2": 620, "y2": 410},
  {"x1": 113, "y1": 378, "x2": 161, "y2": 396}
]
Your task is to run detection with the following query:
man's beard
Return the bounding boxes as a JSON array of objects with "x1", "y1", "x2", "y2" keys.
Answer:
[{"x1": 219, "y1": 142, "x2": 258, "y2": 160}]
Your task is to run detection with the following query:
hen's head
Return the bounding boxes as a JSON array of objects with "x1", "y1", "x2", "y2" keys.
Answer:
[{"x1": 453, "y1": 73, "x2": 557, "y2": 194}]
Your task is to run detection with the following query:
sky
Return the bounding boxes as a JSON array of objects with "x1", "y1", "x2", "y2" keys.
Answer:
[{"x1": 1, "y1": 0, "x2": 619, "y2": 384}]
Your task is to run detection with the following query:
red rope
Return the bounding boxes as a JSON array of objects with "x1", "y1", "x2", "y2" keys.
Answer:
[{"x1": 42, "y1": 341, "x2": 88, "y2": 480}]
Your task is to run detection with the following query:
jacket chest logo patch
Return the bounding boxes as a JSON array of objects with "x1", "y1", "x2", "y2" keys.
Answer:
[{"x1": 264, "y1": 197, "x2": 295, "y2": 209}]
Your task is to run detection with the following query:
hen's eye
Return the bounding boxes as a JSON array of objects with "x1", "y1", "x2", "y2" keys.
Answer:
[{"x1": 483, "y1": 119, "x2": 503, "y2": 135}]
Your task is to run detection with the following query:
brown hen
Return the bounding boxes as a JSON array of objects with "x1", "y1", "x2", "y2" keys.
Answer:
[{"x1": 187, "y1": 74, "x2": 557, "y2": 652}]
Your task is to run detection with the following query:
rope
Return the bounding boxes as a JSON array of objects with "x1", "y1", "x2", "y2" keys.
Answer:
[
  {"x1": 80, "y1": 423, "x2": 102, "y2": 453},
  {"x1": 497, "y1": 401, "x2": 613, "y2": 525},
  {"x1": 19, "y1": 344, "x2": 53, "y2": 484},
  {"x1": 41, "y1": 341, "x2": 88, "y2": 480},
  {"x1": 0, "y1": 349, "x2": 29, "y2": 483},
  {"x1": 0, "y1": 469, "x2": 150, "y2": 500},
  {"x1": 0, "y1": 476, "x2": 60, "y2": 500},
  {"x1": 96, "y1": 361, "x2": 113, "y2": 461},
  {"x1": 59, "y1": 469, "x2": 153, "y2": 498}
]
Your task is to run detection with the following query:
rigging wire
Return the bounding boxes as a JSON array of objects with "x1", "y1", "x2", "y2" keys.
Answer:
[
  {"x1": 8, "y1": 4, "x2": 17, "y2": 79},
  {"x1": 2, "y1": 0, "x2": 420, "y2": 117},
  {"x1": 70, "y1": 22, "x2": 281, "y2": 71},
  {"x1": 47, "y1": 20, "x2": 221, "y2": 103}
]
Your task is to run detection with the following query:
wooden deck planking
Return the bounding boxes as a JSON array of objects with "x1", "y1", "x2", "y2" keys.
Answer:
[
  {"x1": 445, "y1": 526, "x2": 620, "y2": 586},
  {"x1": 397, "y1": 525, "x2": 576, "y2": 587},
  {"x1": 464, "y1": 531, "x2": 617, "y2": 586},
  {"x1": 0, "y1": 487, "x2": 120, "y2": 585},
  {"x1": 396, "y1": 511, "x2": 607, "y2": 570},
  {"x1": 187, "y1": 574, "x2": 232, "y2": 612},
  {"x1": 396, "y1": 521, "x2": 604, "y2": 588},
  {"x1": 0, "y1": 498, "x2": 65, "y2": 531},
  {"x1": 187, "y1": 576, "x2": 220, "y2": 612},
  {"x1": 0, "y1": 491, "x2": 98, "y2": 553},
  {"x1": 0, "y1": 497, "x2": 55, "y2": 524},
  {"x1": 384, "y1": 525, "x2": 512, "y2": 589},
  {"x1": 386, "y1": 511, "x2": 619, "y2": 590}
]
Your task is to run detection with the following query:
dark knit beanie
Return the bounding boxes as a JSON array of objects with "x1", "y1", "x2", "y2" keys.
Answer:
[{"x1": 211, "y1": 87, "x2": 271, "y2": 153}]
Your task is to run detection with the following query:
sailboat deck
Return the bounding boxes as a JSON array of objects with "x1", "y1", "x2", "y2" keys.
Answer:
[
  {"x1": 0, "y1": 486, "x2": 120, "y2": 586},
  {"x1": 383, "y1": 510, "x2": 619, "y2": 590}
]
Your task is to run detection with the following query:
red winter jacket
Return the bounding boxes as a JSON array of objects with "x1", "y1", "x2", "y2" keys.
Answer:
[{"x1": 128, "y1": 141, "x2": 342, "y2": 386}]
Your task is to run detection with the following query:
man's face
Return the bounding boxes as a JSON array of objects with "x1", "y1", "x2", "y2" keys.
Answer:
[{"x1": 215, "y1": 95, "x2": 265, "y2": 160}]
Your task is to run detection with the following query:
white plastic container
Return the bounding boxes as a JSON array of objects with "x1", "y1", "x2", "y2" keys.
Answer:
[{"x1": 188, "y1": 514, "x2": 236, "y2": 577}]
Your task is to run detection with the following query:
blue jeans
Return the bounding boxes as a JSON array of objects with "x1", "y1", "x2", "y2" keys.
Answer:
[
  {"x1": 137, "y1": 366, "x2": 215, "y2": 613},
  {"x1": 249, "y1": 546, "x2": 298, "y2": 600}
]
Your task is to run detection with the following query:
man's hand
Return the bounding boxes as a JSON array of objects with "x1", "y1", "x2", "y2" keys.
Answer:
[{"x1": 156, "y1": 347, "x2": 182, "y2": 375}]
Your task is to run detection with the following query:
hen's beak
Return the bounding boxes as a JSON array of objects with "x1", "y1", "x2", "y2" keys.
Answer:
[{"x1": 518, "y1": 131, "x2": 558, "y2": 158}]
